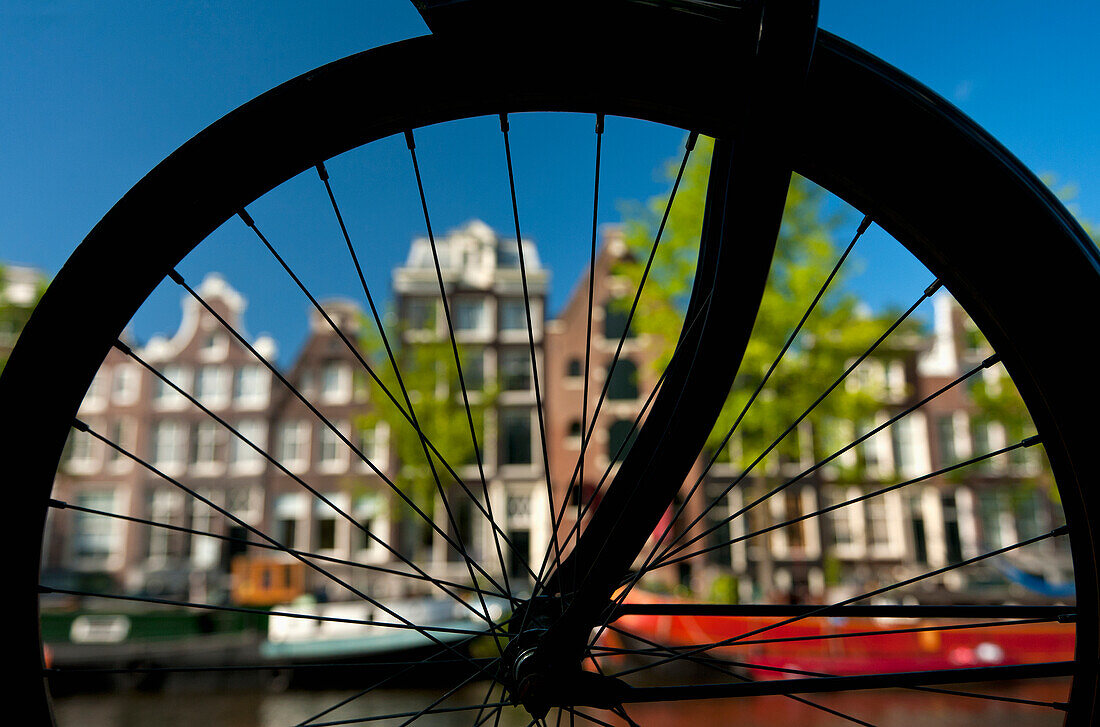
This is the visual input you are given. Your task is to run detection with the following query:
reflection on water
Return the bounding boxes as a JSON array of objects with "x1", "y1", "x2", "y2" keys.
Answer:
[{"x1": 53, "y1": 679, "x2": 1070, "y2": 727}]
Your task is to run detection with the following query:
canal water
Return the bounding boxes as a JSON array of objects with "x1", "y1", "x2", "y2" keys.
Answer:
[{"x1": 52, "y1": 679, "x2": 1070, "y2": 726}]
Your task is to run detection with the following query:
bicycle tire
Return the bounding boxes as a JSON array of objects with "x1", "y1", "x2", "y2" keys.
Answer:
[{"x1": 5, "y1": 4, "x2": 1098, "y2": 724}]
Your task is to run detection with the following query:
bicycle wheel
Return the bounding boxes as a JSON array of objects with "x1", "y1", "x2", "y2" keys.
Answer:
[{"x1": 7, "y1": 1, "x2": 1098, "y2": 725}]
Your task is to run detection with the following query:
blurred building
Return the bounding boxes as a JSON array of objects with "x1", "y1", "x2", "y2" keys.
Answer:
[
  {"x1": 38, "y1": 222, "x2": 1070, "y2": 606},
  {"x1": 542, "y1": 232, "x2": 1068, "y2": 606}
]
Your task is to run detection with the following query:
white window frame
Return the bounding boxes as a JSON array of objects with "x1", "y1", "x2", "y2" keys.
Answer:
[
  {"x1": 72, "y1": 489, "x2": 124, "y2": 570},
  {"x1": 190, "y1": 420, "x2": 224, "y2": 476},
  {"x1": 154, "y1": 365, "x2": 191, "y2": 411},
  {"x1": 829, "y1": 486, "x2": 866, "y2": 559},
  {"x1": 353, "y1": 493, "x2": 388, "y2": 562},
  {"x1": 314, "y1": 493, "x2": 349, "y2": 555},
  {"x1": 147, "y1": 489, "x2": 187, "y2": 566},
  {"x1": 111, "y1": 363, "x2": 140, "y2": 405},
  {"x1": 277, "y1": 420, "x2": 311, "y2": 473},
  {"x1": 317, "y1": 422, "x2": 349, "y2": 474},
  {"x1": 65, "y1": 426, "x2": 101, "y2": 474},
  {"x1": 319, "y1": 362, "x2": 352, "y2": 405},
  {"x1": 229, "y1": 418, "x2": 266, "y2": 474},
  {"x1": 274, "y1": 493, "x2": 308, "y2": 550},
  {"x1": 151, "y1": 420, "x2": 188, "y2": 473},
  {"x1": 234, "y1": 365, "x2": 270, "y2": 409},
  {"x1": 356, "y1": 421, "x2": 390, "y2": 472},
  {"x1": 195, "y1": 364, "x2": 231, "y2": 409}
]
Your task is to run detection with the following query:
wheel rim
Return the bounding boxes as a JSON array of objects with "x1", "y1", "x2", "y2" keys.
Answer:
[{"x1": 6, "y1": 12, "x2": 1097, "y2": 725}]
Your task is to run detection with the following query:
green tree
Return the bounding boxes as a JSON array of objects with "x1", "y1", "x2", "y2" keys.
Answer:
[
  {"x1": 0, "y1": 264, "x2": 48, "y2": 374},
  {"x1": 617, "y1": 136, "x2": 907, "y2": 473},
  {"x1": 616, "y1": 136, "x2": 922, "y2": 598}
]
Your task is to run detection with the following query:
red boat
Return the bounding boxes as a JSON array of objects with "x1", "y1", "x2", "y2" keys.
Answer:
[{"x1": 606, "y1": 591, "x2": 1075, "y2": 680}]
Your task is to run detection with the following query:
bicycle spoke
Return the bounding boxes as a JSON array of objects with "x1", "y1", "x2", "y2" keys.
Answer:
[
  {"x1": 319, "y1": 158, "x2": 514, "y2": 593},
  {"x1": 638, "y1": 212, "x2": 873, "y2": 565},
  {"x1": 615, "y1": 662, "x2": 1076, "y2": 703},
  {"x1": 40, "y1": 585, "x2": 491, "y2": 636},
  {"x1": 611, "y1": 524, "x2": 1069, "y2": 677},
  {"x1": 589, "y1": 277, "x2": 945, "y2": 643},
  {"x1": 600, "y1": 636, "x2": 1068, "y2": 711},
  {"x1": 599, "y1": 616, "x2": 1062, "y2": 653},
  {"x1": 404, "y1": 127, "x2": 541, "y2": 589},
  {"x1": 655, "y1": 434, "x2": 1041, "y2": 570},
  {"x1": 573, "y1": 113, "x2": 604, "y2": 597},
  {"x1": 319, "y1": 159, "x2": 517, "y2": 598},
  {"x1": 239, "y1": 206, "x2": 505, "y2": 611},
  {"x1": 45, "y1": 655, "x2": 492, "y2": 676},
  {"x1": 594, "y1": 616, "x2": 877, "y2": 726},
  {"x1": 164, "y1": 269, "x2": 512, "y2": 598},
  {"x1": 657, "y1": 277, "x2": 943, "y2": 564},
  {"x1": 47, "y1": 498, "x2": 504, "y2": 600},
  {"x1": 69, "y1": 419, "x2": 509, "y2": 662},
  {"x1": 538, "y1": 131, "x2": 698, "y2": 590},
  {"x1": 550, "y1": 289, "x2": 717, "y2": 571},
  {"x1": 499, "y1": 113, "x2": 560, "y2": 575},
  {"x1": 108, "y1": 343, "x2": 518, "y2": 612}
]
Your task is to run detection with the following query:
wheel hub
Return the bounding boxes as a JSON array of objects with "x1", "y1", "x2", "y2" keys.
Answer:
[{"x1": 502, "y1": 596, "x2": 629, "y2": 718}]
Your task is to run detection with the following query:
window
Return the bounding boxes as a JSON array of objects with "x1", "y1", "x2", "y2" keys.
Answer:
[
  {"x1": 111, "y1": 364, "x2": 140, "y2": 404},
  {"x1": 275, "y1": 494, "x2": 306, "y2": 549},
  {"x1": 154, "y1": 365, "x2": 190, "y2": 409},
  {"x1": 935, "y1": 415, "x2": 957, "y2": 466},
  {"x1": 500, "y1": 299, "x2": 527, "y2": 331},
  {"x1": 507, "y1": 494, "x2": 531, "y2": 521},
  {"x1": 406, "y1": 299, "x2": 436, "y2": 332},
  {"x1": 148, "y1": 490, "x2": 187, "y2": 562},
  {"x1": 604, "y1": 299, "x2": 635, "y2": 340},
  {"x1": 566, "y1": 357, "x2": 583, "y2": 378},
  {"x1": 195, "y1": 365, "x2": 229, "y2": 407},
  {"x1": 606, "y1": 359, "x2": 639, "y2": 400},
  {"x1": 190, "y1": 421, "x2": 222, "y2": 468},
  {"x1": 152, "y1": 421, "x2": 187, "y2": 468},
  {"x1": 106, "y1": 419, "x2": 132, "y2": 468},
  {"x1": 865, "y1": 495, "x2": 892, "y2": 553},
  {"x1": 320, "y1": 362, "x2": 350, "y2": 404},
  {"x1": 277, "y1": 420, "x2": 310, "y2": 470},
  {"x1": 783, "y1": 490, "x2": 806, "y2": 549},
  {"x1": 73, "y1": 491, "x2": 118, "y2": 562},
  {"x1": 357, "y1": 422, "x2": 389, "y2": 469},
  {"x1": 190, "y1": 492, "x2": 221, "y2": 568},
  {"x1": 607, "y1": 419, "x2": 636, "y2": 462},
  {"x1": 355, "y1": 494, "x2": 386, "y2": 555},
  {"x1": 230, "y1": 419, "x2": 266, "y2": 471},
  {"x1": 890, "y1": 415, "x2": 927, "y2": 478},
  {"x1": 454, "y1": 299, "x2": 486, "y2": 332},
  {"x1": 828, "y1": 487, "x2": 863, "y2": 556},
  {"x1": 315, "y1": 495, "x2": 348, "y2": 553},
  {"x1": 317, "y1": 423, "x2": 347, "y2": 471},
  {"x1": 500, "y1": 350, "x2": 531, "y2": 391},
  {"x1": 64, "y1": 427, "x2": 98, "y2": 471},
  {"x1": 234, "y1": 365, "x2": 268, "y2": 408},
  {"x1": 316, "y1": 517, "x2": 337, "y2": 551},
  {"x1": 500, "y1": 410, "x2": 532, "y2": 465},
  {"x1": 970, "y1": 418, "x2": 991, "y2": 470},
  {"x1": 461, "y1": 349, "x2": 484, "y2": 391}
]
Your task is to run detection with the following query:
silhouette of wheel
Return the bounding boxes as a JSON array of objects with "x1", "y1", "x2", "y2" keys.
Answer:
[{"x1": 6, "y1": 1, "x2": 1098, "y2": 724}]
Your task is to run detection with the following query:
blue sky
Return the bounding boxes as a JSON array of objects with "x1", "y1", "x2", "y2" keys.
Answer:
[{"x1": 2, "y1": 1, "x2": 1097, "y2": 362}]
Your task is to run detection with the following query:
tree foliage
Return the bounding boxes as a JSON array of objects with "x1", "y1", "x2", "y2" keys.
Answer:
[{"x1": 617, "y1": 136, "x2": 912, "y2": 473}]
